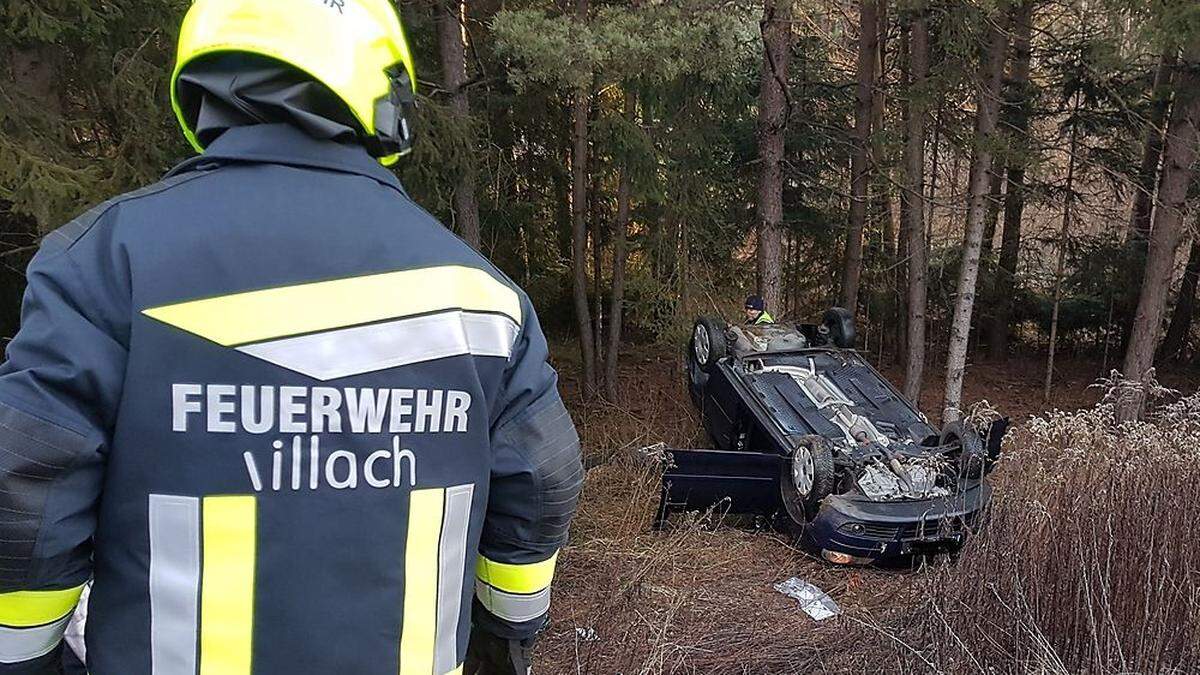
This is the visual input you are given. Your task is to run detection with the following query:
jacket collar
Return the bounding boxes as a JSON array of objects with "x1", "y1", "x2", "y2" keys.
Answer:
[{"x1": 165, "y1": 124, "x2": 405, "y2": 194}]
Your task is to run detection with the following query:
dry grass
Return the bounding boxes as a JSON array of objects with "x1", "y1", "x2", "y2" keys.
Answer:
[
  {"x1": 836, "y1": 391, "x2": 1200, "y2": 673},
  {"x1": 541, "y1": 346, "x2": 1200, "y2": 674}
]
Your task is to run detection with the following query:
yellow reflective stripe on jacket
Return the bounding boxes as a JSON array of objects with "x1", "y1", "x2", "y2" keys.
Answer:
[
  {"x1": 199, "y1": 495, "x2": 257, "y2": 675},
  {"x1": 754, "y1": 311, "x2": 775, "y2": 325},
  {"x1": 0, "y1": 585, "x2": 84, "y2": 628},
  {"x1": 475, "y1": 552, "x2": 557, "y2": 595},
  {"x1": 399, "y1": 488, "x2": 444, "y2": 675},
  {"x1": 142, "y1": 265, "x2": 522, "y2": 347}
]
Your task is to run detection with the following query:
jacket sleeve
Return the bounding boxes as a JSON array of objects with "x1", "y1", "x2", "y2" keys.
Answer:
[
  {"x1": 473, "y1": 296, "x2": 583, "y2": 641},
  {"x1": 0, "y1": 215, "x2": 127, "y2": 672}
]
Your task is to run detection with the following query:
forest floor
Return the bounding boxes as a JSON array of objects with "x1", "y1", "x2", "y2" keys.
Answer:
[{"x1": 536, "y1": 341, "x2": 1200, "y2": 674}]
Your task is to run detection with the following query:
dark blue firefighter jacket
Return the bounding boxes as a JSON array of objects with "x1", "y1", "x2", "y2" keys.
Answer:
[{"x1": 0, "y1": 123, "x2": 582, "y2": 675}]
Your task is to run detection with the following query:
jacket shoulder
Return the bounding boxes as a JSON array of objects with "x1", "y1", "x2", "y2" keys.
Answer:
[{"x1": 38, "y1": 170, "x2": 214, "y2": 258}]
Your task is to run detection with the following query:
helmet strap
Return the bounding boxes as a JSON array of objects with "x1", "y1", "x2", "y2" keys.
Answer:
[{"x1": 364, "y1": 65, "x2": 416, "y2": 158}]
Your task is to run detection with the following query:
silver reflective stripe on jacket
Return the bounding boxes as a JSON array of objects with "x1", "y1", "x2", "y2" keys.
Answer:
[
  {"x1": 149, "y1": 494, "x2": 201, "y2": 675},
  {"x1": 473, "y1": 582, "x2": 552, "y2": 623},
  {"x1": 0, "y1": 614, "x2": 72, "y2": 664},
  {"x1": 434, "y1": 484, "x2": 474, "y2": 674}
]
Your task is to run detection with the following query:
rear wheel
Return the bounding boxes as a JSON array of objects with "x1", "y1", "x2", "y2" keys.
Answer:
[
  {"x1": 779, "y1": 435, "x2": 836, "y2": 536},
  {"x1": 941, "y1": 421, "x2": 988, "y2": 479},
  {"x1": 690, "y1": 316, "x2": 728, "y2": 373},
  {"x1": 685, "y1": 357, "x2": 706, "y2": 409},
  {"x1": 820, "y1": 307, "x2": 856, "y2": 348}
]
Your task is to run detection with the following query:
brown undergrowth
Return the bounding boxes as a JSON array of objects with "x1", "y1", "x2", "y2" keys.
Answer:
[
  {"x1": 835, "y1": 388, "x2": 1200, "y2": 673},
  {"x1": 541, "y1": 346, "x2": 1200, "y2": 673}
]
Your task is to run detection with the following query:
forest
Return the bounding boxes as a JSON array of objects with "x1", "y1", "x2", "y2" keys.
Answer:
[
  {"x1": 3, "y1": 0, "x2": 1200, "y2": 672},
  {"x1": 5, "y1": 0, "x2": 1200, "y2": 418}
]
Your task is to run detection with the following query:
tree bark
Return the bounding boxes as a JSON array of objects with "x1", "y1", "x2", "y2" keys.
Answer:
[
  {"x1": 942, "y1": 13, "x2": 1010, "y2": 423},
  {"x1": 988, "y1": 0, "x2": 1035, "y2": 359},
  {"x1": 755, "y1": 0, "x2": 792, "y2": 314},
  {"x1": 980, "y1": 162, "x2": 1004, "y2": 262},
  {"x1": 871, "y1": 4, "x2": 899, "y2": 358},
  {"x1": 570, "y1": 0, "x2": 597, "y2": 398},
  {"x1": 437, "y1": 1, "x2": 481, "y2": 249},
  {"x1": 1045, "y1": 99, "x2": 1080, "y2": 401},
  {"x1": 1120, "y1": 41, "x2": 1200, "y2": 420},
  {"x1": 1128, "y1": 51, "x2": 1178, "y2": 243},
  {"x1": 590, "y1": 127, "x2": 603, "y2": 373},
  {"x1": 840, "y1": 0, "x2": 878, "y2": 311},
  {"x1": 604, "y1": 106, "x2": 633, "y2": 401},
  {"x1": 872, "y1": 1, "x2": 894, "y2": 261},
  {"x1": 924, "y1": 104, "x2": 943, "y2": 246},
  {"x1": 1161, "y1": 232, "x2": 1200, "y2": 361},
  {"x1": 902, "y1": 8, "x2": 930, "y2": 403}
]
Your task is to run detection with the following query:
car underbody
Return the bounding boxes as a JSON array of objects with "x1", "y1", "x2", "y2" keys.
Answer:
[{"x1": 658, "y1": 312, "x2": 1006, "y2": 565}]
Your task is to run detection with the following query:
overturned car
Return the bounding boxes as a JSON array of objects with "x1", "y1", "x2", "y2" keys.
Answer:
[{"x1": 658, "y1": 310, "x2": 1006, "y2": 565}]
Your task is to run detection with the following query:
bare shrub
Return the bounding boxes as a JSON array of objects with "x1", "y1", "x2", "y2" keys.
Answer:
[{"x1": 844, "y1": 390, "x2": 1200, "y2": 673}]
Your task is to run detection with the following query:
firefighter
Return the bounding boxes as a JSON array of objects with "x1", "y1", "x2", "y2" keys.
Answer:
[
  {"x1": 745, "y1": 295, "x2": 775, "y2": 325},
  {"x1": 0, "y1": 0, "x2": 582, "y2": 673}
]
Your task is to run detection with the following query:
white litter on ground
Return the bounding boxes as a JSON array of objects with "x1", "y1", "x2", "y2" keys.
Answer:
[{"x1": 773, "y1": 577, "x2": 841, "y2": 621}]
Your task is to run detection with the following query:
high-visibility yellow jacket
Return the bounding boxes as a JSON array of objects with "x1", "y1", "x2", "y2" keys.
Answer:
[{"x1": 0, "y1": 124, "x2": 583, "y2": 674}]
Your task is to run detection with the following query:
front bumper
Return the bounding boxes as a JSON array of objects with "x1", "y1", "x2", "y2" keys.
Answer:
[{"x1": 804, "y1": 482, "x2": 991, "y2": 561}]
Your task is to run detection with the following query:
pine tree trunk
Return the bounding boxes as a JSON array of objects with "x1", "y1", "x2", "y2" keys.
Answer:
[
  {"x1": 1161, "y1": 233, "x2": 1200, "y2": 361},
  {"x1": 570, "y1": 0, "x2": 597, "y2": 398},
  {"x1": 988, "y1": 0, "x2": 1035, "y2": 359},
  {"x1": 590, "y1": 136, "x2": 603, "y2": 374},
  {"x1": 942, "y1": 13, "x2": 1010, "y2": 423},
  {"x1": 902, "y1": 7, "x2": 930, "y2": 403},
  {"x1": 1120, "y1": 41, "x2": 1200, "y2": 421},
  {"x1": 924, "y1": 105, "x2": 942, "y2": 246},
  {"x1": 1128, "y1": 51, "x2": 1178, "y2": 243},
  {"x1": 840, "y1": 0, "x2": 878, "y2": 311},
  {"x1": 437, "y1": 1, "x2": 481, "y2": 249},
  {"x1": 980, "y1": 163, "x2": 1004, "y2": 262},
  {"x1": 678, "y1": 214, "x2": 691, "y2": 317},
  {"x1": 871, "y1": 4, "x2": 899, "y2": 358},
  {"x1": 755, "y1": 0, "x2": 791, "y2": 314},
  {"x1": 604, "y1": 127, "x2": 633, "y2": 402},
  {"x1": 1045, "y1": 102, "x2": 1080, "y2": 401},
  {"x1": 1119, "y1": 50, "x2": 1178, "y2": 353}
]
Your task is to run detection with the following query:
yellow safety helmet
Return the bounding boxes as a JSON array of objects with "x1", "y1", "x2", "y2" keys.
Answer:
[{"x1": 171, "y1": 0, "x2": 417, "y2": 165}]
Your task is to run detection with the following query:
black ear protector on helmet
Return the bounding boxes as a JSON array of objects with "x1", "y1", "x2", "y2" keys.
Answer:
[{"x1": 364, "y1": 64, "x2": 417, "y2": 158}]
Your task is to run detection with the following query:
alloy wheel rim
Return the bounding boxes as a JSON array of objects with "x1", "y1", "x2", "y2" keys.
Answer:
[
  {"x1": 791, "y1": 446, "x2": 814, "y2": 496},
  {"x1": 693, "y1": 325, "x2": 710, "y2": 364}
]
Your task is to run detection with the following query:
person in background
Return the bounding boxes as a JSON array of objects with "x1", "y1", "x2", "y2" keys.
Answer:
[{"x1": 745, "y1": 295, "x2": 775, "y2": 325}]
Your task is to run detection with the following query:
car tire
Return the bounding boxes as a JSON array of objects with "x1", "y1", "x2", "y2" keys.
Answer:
[
  {"x1": 821, "y1": 307, "x2": 856, "y2": 349},
  {"x1": 690, "y1": 316, "x2": 728, "y2": 373},
  {"x1": 685, "y1": 356, "x2": 707, "y2": 410},
  {"x1": 778, "y1": 435, "x2": 836, "y2": 535},
  {"x1": 941, "y1": 421, "x2": 988, "y2": 479}
]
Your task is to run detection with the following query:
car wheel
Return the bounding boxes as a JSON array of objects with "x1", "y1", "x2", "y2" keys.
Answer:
[
  {"x1": 685, "y1": 356, "x2": 707, "y2": 409},
  {"x1": 779, "y1": 435, "x2": 836, "y2": 535},
  {"x1": 690, "y1": 316, "x2": 728, "y2": 373},
  {"x1": 821, "y1": 307, "x2": 856, "y2": 349},
  {"x1": 941, "y1": 421, "x2": 988, "y2": 479}
]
